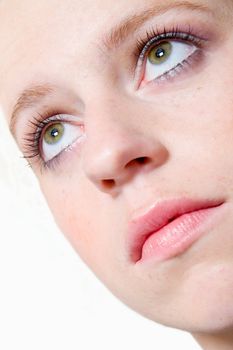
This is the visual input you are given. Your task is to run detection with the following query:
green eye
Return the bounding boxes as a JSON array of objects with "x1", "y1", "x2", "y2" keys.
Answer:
[
  {"x1": 44, "y1": 123, "x2": 65, "y2": 145},
  {"x1": 148, "y1": 41, "x2": 172, "y2": 65}
]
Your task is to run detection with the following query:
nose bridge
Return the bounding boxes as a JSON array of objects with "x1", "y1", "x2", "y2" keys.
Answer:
[
  {"x1": 84, "y1": 93, "x2": 137, "y2": 147},
  {"x1": 82, "y1": 94, "x2": 168, "y2": 192},
  {"x1": 83, "y1": 97, "x2": 138, "y2": 171}
]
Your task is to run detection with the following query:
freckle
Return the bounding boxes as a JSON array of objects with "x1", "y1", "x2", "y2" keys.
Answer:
[
  {"x1": 148, "y1": 273, "x2": 153, "y2": 280},
  {"x1": 218, "y1": 267, "x2": 226, "y2": 273}
]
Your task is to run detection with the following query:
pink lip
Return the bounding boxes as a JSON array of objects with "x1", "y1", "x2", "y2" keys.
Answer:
[{"x1": 127, "y1": 197, "x2": 225, "y2": 263}]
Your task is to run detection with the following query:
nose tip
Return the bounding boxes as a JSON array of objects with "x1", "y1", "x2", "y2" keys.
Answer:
[
  {"x1": 99, "y1": 156, "x2": 152, "y2": 190},
  {"x1": 83, "y1": 138, "x2": 168, "y2": 194}
]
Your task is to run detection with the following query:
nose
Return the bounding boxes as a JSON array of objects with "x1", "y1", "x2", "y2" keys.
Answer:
[{"x1": 82, "y1": 105, "x2": 169, "y2": 194}]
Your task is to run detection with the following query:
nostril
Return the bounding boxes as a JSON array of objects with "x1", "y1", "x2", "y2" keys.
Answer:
[
  {"x1": 101, "y1": 179, "x2": 115, "y2": 189},
  {"x1": 136, "y1": 157, "x2": 150, "y2": 164},
  {"x1": 100, "y1": 157, "x2": 150, "y2": 191},
  {"x1": 126, "y1": 157, "x2": 150, "y2": 168}
]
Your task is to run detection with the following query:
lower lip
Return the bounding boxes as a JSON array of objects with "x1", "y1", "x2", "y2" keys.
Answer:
[{"x1": 137, "y1": 204, "x2": 225, "y2": 264}]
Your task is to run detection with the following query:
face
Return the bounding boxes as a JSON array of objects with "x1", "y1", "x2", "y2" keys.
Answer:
[{"x1": 1, "y1": 0, "x2": 233, "y2": 335}]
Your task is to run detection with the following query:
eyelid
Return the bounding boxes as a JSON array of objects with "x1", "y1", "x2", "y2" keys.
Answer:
[{"x1": 137, "y1": 24, "x2": 207, "y2": 54}]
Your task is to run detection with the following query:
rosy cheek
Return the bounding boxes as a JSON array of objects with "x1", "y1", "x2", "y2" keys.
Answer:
[{"x1": 45, "y1": 189, "x2": 103, "y2": 267}]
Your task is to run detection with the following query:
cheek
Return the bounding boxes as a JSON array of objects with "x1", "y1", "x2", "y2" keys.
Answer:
[
  {"x1": 39, "y1": 177, "x2": 120, "y2": 280},
  {"x1": 170, "y1": 70, "x2": 233, "y2": 185},
  {"x1": 40, "y1": 178, "x2": 101, "y2": 261}
]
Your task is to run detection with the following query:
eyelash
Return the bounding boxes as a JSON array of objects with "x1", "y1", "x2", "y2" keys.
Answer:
[
  {"x1": 22, "y1": 109, "x2": 68, "y2": 172},
  {"x1": 22, "y1": 24, "x2": 207, "y2": 172},
  {"x1": 135, "y1": 23, "x2": 204, "y2": 59}
]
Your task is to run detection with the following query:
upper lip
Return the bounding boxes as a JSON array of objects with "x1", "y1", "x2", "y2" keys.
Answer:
[{"x1": 127, "y1": 197, "x2": 224, "y2": 262}]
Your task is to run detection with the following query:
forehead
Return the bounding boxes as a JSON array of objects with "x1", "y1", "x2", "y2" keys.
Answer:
[
  {"x1": 0, "y1": 0, "x2": 131, "y2": 115},
  {"x1": 0, "y1": 0, "x2": 216, "y2": 123},
  {"x1": 0, "y1": 0, "x2": 109, "y2": 103}
]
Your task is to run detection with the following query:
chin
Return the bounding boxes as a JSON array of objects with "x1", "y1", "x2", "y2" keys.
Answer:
[
  {"x1": 117, "y1": 264, "x2": 233, "y2": 335},
  {"x1": 160, "y1": 279, "x2": 233, "y2": 334},
  {"x1": 132, "y1": 301, "x2": 233, "y2": 336}
]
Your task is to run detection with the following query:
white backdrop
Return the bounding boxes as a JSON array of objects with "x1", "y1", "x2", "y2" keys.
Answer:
[{"x1": 0, "y1": 111, "x2": 201, "y2": 350}]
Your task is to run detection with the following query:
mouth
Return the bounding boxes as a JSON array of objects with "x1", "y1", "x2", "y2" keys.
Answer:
[{"x1": 127, "y1": 197, "x2": 226, "y2": 264}]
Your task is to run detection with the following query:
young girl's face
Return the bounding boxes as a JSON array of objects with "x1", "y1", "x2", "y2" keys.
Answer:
[{"x1": 1, "y1": 0, "x2": 233, "y2": 335}]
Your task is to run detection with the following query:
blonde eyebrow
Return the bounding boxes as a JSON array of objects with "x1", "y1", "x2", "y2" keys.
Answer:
[
  {"x1": 10, "y1": 83, "x2": 56, "y2": 138},
  {"x1": 103, "y1": 1, "x2": 211, "y2": 50},
  {"x1": 9, "y1": 1, "x2": 211, "y2": 139}
]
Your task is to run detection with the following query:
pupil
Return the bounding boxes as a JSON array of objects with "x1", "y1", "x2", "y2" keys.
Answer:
[
  {"x1": 51, "y1": 128, "x2": 59, "y2": 138},
  {"x1": 156, "y1": 47, "x2": 165, "y2": 58}
]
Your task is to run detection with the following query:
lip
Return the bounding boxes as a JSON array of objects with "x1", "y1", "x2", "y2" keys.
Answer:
[{"x1": 127, "y1": 197, "x2": 225, "y2": 263}]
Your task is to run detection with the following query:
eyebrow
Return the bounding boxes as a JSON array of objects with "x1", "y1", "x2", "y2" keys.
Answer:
[
  {"x1": 9, "y1": 0, "x2": 211, "y2": 139},
  {"x1": 10, "y1": 84, "x2": 56, "y2": 138},
  {"x1": 103, "y1": 1, "x2": 210, "y2": 50}
]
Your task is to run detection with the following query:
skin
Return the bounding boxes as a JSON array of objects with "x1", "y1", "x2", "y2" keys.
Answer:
[{"x1": 1, "y1": 0, "x2": 233, "y2": 348}]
